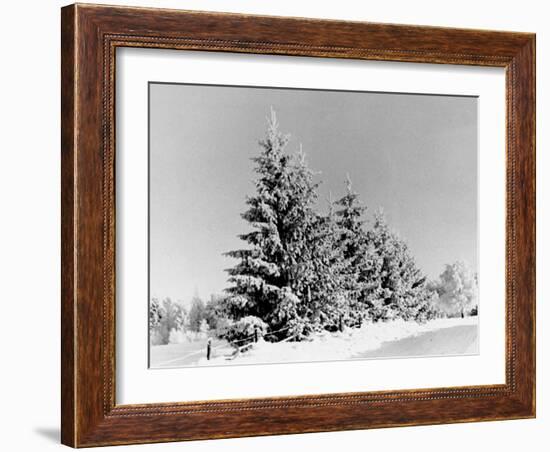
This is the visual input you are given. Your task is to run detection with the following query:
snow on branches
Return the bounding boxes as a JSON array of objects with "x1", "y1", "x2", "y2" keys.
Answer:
[{"x1": 224, "y1": 110, "x2": 457, "y2": 340}]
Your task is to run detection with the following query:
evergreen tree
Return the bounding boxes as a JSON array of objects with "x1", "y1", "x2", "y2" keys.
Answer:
[
  {"x1": 224, "y1": 109, "x2": 319, "y2": 338},
  {"x1": 301, "y1": 194, "x2": 348, "y2": 331},
  {"x1": 367, "y1": 210, "x2": 437, "y2": 322},
  {"x1": 204, "y1": 294, "x2": 231, "y2": 333},
  {"x1": 334, "y1": 176, "x2": 376, "y2": 325},
  {"x1": 188, "y1": 296, "x2": 205, "y2": 332}
]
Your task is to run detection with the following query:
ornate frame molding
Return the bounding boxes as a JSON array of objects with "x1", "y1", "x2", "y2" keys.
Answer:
[{"x1": 61, "y1": 4, "x2": 535, "y2": 447}]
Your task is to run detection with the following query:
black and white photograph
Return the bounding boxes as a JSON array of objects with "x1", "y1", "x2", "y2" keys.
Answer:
[
  {"x1": 148, "y1": 82, "x2": 479, "y2": 369},
  {"x1": 2, "y1": 0, "x2": 542, "y2": 449}
]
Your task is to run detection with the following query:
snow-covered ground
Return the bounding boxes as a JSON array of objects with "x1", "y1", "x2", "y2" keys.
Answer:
[{"x1": 196, "y1": 316, "x2": 478, "y2": 366}]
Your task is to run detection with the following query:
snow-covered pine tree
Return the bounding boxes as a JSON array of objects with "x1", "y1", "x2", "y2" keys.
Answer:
[
  {"x1": 188, "y1": 295, "x2": 206, "y2": 332},
  {"x1": 224, "y1": 109, "x2": 319, "y2": 339},
  {"x1": 367, "y1": 210, "x2": 438, "y2": 322},
  {"x1": 274, "y1": 144, "x2": 323, "y2": 336},
  {"x1": 301, "y1": 193, "x2": 348, "y2": 332},
  {"x1": 334, "y1": 176, "x2": 376, "y2": 326}
]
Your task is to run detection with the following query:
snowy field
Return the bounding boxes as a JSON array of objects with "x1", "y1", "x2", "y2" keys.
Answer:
[{"x1": 150, "y1": 317, "x2": 478, "y2": 368}]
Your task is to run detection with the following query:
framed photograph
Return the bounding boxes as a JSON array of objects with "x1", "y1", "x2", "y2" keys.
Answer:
[{"x1": 61, "y1": 3, "x2": 535, "y2": 447}]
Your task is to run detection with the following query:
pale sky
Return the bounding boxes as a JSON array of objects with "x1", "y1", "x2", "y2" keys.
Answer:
[{"x1": 149, "y1": 83, "x2": 478, "y2": 307}]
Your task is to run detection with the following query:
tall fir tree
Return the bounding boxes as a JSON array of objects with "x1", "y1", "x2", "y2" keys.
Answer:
[
  {"x1": 367, "y1": 210, "x2": 437, "y2": 322},
  {"x1": 301, "y1": 193, "x2": 348, "y2": 331},
  {"x1": 334, "y1": 176, "x2": 377, "y2": 325},
  {"x1": 224, "y1": 109, "x2": 319, "y2": 338}
]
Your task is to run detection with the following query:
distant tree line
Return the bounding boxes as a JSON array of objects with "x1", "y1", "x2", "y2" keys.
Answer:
[{"x1": 149, "y1": 295, "x2": 229, "y2": 345}]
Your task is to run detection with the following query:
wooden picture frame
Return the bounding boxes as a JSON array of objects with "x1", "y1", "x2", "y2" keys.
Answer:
[{"x1": 61, "y1": 3, "x2": 535, "y2": 447}]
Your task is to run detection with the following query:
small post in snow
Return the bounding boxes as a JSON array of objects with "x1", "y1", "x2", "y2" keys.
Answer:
[{"x1": 206, "y1": 338, "x2": 212, "y2": 360}]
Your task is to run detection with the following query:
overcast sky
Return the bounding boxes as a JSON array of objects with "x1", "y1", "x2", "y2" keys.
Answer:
[{"x1": 149, "y1": 83, "x2": 478, "y2": 307}]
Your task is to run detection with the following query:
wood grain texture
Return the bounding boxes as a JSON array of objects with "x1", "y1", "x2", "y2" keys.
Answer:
[
  {"x1": 60, "y1": 3, "x2": 536, "y2": 447},
  {"x1": 60, "y1": 5, "x2": 76, "y2": 447}
]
